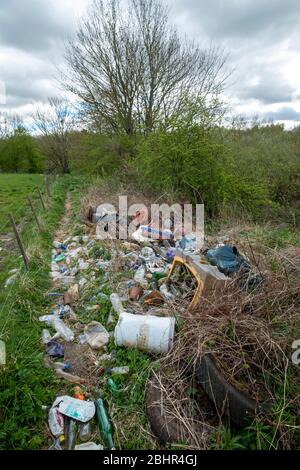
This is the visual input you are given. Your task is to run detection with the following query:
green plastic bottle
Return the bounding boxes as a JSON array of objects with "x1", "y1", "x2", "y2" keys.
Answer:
[
  {"x1": 107, "y1": 378, "x2": 122, "y2": 394},
  {"x1": 95, "y1": 399, "x2": 115, "y2": 450}
]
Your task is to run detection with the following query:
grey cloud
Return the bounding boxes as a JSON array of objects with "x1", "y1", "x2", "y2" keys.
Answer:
[
  {"x1": 263, "y1": 107, "x2": 300, "y2": 121},
  {"x1": 170, "y1": 0, "x2": 300, "y2": 110},
  {"x1": 235, "y1": 74, "x2": 294, "y2": 105},
  {"x1": 0, "y1": 0, "x2": 75, "y2": 53},
  {"x1": 172, "y1": 0, "x2": 300, "y2": 42}
]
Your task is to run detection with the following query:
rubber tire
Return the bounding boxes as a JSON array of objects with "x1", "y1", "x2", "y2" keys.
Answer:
[
  {"x1": 195, "y1": 354, "x2": 271, "y2": 427},
  {"x1": 145, "y1": 371, "x2": 184, "y2": 444}
]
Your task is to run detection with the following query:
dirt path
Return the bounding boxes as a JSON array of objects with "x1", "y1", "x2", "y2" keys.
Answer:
[{"x1": 54, "y1": 193, "x2": 72, "y2": 242}]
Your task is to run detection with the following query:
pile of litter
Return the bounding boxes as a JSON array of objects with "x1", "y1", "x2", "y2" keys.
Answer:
[
  {"x1": 41, "y1": 229, "x2": 203, "y2": 449},
  {"x1": 40, "y1": 205, "x2": 297, "y2": 450}
]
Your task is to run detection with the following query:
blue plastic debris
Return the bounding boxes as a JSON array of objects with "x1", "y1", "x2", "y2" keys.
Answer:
[
  {"x1": 45, "y1": 341, "x2": 64, "y2": 359},
  {"x1": 205, "y1": 245, "x2": 250, "y2": 276}
]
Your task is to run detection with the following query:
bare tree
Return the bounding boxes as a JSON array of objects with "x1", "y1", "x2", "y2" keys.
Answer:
[
  {"x1": 63, "y1": 0, "x2": 228, "y2": 136},
  {"x1": 33, "y1": 98, "x2": 76, "y2": 173}
]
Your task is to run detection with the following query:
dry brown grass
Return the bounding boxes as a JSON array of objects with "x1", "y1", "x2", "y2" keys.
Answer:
[{"x1": 149, "y1": 246, "x2": 300, "y2": 449}]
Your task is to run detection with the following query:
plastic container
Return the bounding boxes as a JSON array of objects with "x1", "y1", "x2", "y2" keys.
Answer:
[
  {"x1": 0, "y1": 340, "x2": 6, "y2": 366},
  {"x1": 114, "y1": 312, "x2": 175, "y2": 355},
  {"x1": 110, "y1": 294, "x2": 125, "y2": 315}
]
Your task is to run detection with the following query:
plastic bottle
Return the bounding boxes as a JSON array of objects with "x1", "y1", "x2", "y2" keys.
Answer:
[
  {"x1": 0, "y1": 340, "x2": 6, "y2": 366},
  {"x1": 65, "y1": 417, "x2": 77, "y2": 450},
  {"x1": 134, "y1": 266, "x2": 145, "y2": 283},
  {"x1": 53, "y1": 317, "x2": 75, "y2": 342},
  {"x1": 110, "y1": 294, "x2": 125, "y2": 315},
  {"x1": 95, "y1": 399, "x2": 115, "y2": 450},
  {"x1": 107, "y1": 378, "x2": 121, "y2": 394},
  {"x1": 79, "y1": 421, "x2": 92, "y2": 442},
  {"x1": 56, "y1": 369, "x2": 85, "y2": 384},
  {"x1": 42, "y1": 330, "x2": 52, "y2": 345},
  {"x1": 107, "y1": 366, "x2": 129, "y2": 375}
]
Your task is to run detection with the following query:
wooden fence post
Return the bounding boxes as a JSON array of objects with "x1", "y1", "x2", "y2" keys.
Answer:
[
  {"x1": 37, "y1": 188, "x2": 47, "y2": 211},
  {"x1": 28, "y1": 197, "x2": 43, "y2": 233},
  {"x1": 45, "y1": 175, "x2": 51, "y2": 198},
  {"x1": 8, "y1": 213, "x2": 29, "y2": 271}
]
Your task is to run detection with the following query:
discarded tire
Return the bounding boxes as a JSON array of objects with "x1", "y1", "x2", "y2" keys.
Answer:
[
  {"x1": 145, "y1": 366, "x2": 215, "y2": 445},
  {"x1": 145, "y1": 371, "x2": 183, "y2": 444},
  {"x1": 195, "y1": 354, "x2": 271, "y2": 427}
]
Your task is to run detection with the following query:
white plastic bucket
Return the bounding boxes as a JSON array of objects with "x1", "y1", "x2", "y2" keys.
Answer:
[{"x1": 114, "y1": 312, "x2": 175, "y2": 355}]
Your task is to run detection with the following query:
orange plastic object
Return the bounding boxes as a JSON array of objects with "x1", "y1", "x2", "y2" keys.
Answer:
[{"x1": 168, "y1": 255, "x2": 204, "y2": 310}]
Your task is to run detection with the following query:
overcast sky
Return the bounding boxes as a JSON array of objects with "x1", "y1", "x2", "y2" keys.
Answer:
[{"x1": 1, "y1": 0, "x2": 300, "y2": 127}]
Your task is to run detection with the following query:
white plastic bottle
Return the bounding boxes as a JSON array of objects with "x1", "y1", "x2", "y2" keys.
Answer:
[
  {"x1": 110, "y1": 294, "x2": 125, "y2": 315},
  {"x1": 42, "y1": 330, "x2": 52, "y2": 345},
  {"x1": 53, "y1": 318, "x2": 75, "y2": 342},
  {"x1": 108, "y1": 366, "x2": 130, "y2": 375}
]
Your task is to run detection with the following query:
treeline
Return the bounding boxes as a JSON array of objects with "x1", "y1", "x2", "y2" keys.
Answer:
[
  {"x1": 69, "y1": 120, "x2": 300, "y2": 222},
  {"x1": 0, "y1": 121, "x2": 44, "y2": 173},
  {"x1": 1, "y1": 0, "x2": 299, "y2": 225}
]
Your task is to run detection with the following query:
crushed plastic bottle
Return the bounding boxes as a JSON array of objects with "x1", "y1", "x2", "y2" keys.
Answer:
[
  {"x1": 110, "y1": 294, "x2": 125, "y2": 315},
  {"x1": 42, "y1": 329, "x2": 52, "y2": 345},
  {"x1": 107, "y1": 366, "x2": 129, "y2": 375},
  {"x1": 56, "y1": 369, "x2": 85, "y2": 384},
  {"x1": 54, "y1": 253, "x2": 66, "y2": 263},
  {"x1": 53, "y1": 318, "x2": 75, "y2": 342},
  {"x1": 134, "y1": 266, "x2": 145, "y2": 283}
]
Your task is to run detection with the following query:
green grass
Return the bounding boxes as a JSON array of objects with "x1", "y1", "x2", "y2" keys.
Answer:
[
  {"x1": 0, "y1": 177, "x2": 67, "y2": 450},
  {"x1": 0, "y1": 173, "x2": 45, "y2": 234}
]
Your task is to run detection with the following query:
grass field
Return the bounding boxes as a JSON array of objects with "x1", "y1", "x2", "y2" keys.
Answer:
[{"x1": 0, "y1": 174, "x2": 44, "y2": 234}]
